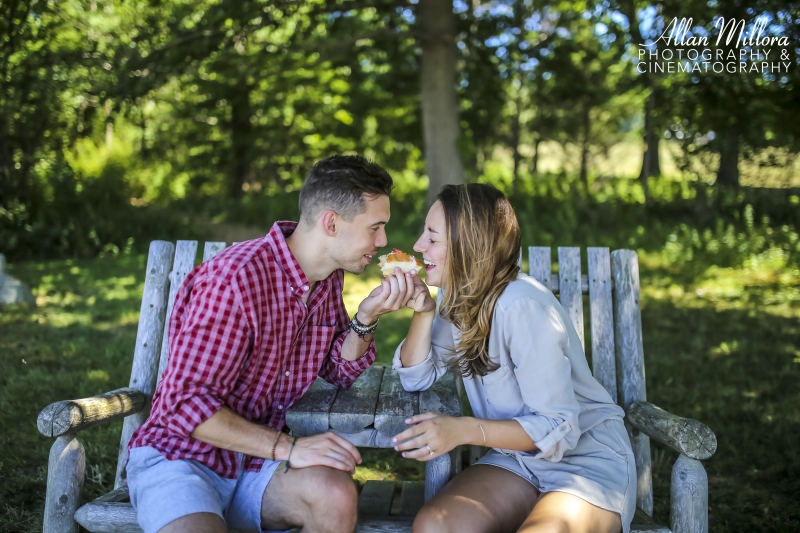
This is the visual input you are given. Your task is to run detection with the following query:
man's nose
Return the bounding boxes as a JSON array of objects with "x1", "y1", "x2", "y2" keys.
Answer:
[{"x1": 376, "y1": 230, "x2": 388, "y2": 248}]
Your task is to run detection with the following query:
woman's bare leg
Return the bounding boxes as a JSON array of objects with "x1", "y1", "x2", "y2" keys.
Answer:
[
  {"x1": 412, "y1": 465, "x2": 540, "y2": 533},
  {"x1": 516, "y1": 491, "x2": 622, "y2": 533}
]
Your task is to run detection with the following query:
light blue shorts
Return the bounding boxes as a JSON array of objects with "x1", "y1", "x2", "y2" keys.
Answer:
[{"x1": 127, "y1": 446, "x2": 289, "y2": 533}]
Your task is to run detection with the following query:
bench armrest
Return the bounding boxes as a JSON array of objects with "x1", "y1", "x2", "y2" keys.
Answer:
[
  {"x1": 626, "y1": 401, "x2": 717, "y2": 460},
  {"x1": 37, "y1": 387, "x2": 147, "y2": 437}
]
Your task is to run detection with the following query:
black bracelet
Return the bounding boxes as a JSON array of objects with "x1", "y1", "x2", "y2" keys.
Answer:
[{"x1": 349, "y1": 316, "x2": 379, "y2": 338}]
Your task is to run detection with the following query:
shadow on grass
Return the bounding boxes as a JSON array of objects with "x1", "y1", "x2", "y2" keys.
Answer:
[{"x1": 641, "y1": 298, "x2": 800, "y2": 532}]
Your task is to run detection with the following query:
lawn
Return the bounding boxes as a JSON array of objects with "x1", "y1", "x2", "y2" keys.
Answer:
[{"x1": 1, "y1": 186, "x2": 799, "y2": 532}]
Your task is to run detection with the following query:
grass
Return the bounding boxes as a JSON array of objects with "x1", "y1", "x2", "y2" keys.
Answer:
[{"x1": 1, "y1": 179, "x2": 799, "y2": 532}]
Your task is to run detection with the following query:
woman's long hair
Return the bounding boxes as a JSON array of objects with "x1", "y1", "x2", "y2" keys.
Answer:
[{"x1": 438, "y1": 183, "x2": 521, "y2": 378}]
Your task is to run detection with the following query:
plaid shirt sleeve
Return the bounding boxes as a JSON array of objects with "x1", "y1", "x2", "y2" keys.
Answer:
[
  {"x1": 160, "y1": 276, "x2": 252, "y2": 438},
  {"x1": 318, "y1": 274, "x2": 376, "y2": 388}
]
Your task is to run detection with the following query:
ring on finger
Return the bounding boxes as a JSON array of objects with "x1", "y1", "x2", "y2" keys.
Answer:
[{"x1": 425, "y1": 445, "x2": 434, "y2": 455}]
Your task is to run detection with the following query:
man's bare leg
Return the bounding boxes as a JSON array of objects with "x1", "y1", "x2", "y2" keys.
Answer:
[
  {"x1": 260, "y1": 465, "x2": 359, "y2": 533},
  {"x1": 158, "y1": 512, "x2": 226, "y2": 533},
  {"x1": 412, "y1": 465, "x2": 540, "y2": 533}
]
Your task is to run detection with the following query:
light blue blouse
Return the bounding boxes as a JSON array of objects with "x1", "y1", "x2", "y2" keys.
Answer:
[{"x1": 392, "y1": 273, "x2": 626, "y2": 463}]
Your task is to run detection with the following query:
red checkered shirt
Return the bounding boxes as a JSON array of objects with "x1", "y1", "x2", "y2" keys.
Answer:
[{"x1": 129, "y1": 221, "x2": 376, "y2": 478}]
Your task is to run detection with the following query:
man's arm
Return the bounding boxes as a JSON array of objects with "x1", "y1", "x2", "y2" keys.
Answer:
[{"x1": 192, "y1": 407, "x2": 362, "y2": 472}]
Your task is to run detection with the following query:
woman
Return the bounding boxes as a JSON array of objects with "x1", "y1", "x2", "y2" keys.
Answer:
[{"x1": 392, "y1": 183, "x2": 636, "y2": 533}]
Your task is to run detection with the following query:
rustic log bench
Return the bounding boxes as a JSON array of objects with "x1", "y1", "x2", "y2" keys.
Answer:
[{"x1": 37, "y1": 241, "x2": 717, "y2": 533}]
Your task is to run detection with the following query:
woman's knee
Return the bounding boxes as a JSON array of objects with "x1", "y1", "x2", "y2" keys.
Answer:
[{"x1": 412, "y1": 504, "x2": 457, "y2": 533}]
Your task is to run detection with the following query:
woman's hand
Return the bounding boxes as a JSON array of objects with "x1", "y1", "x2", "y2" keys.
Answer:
[
  {"x1": 406, "y1": 274, "x2": 437, "y2": 314},
  {"x1": 391, "y1": 413, "x2": 468, "y2": 461}
]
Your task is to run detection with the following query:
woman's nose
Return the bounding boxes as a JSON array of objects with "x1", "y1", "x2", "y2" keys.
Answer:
[{"x1": 413, "y1": 238, "x2": 424, "y2": 254}]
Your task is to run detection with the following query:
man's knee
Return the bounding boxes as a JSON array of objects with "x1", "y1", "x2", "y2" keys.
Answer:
[{"x1": 305, "y1": 467, "x2": 358, "y2": 523}]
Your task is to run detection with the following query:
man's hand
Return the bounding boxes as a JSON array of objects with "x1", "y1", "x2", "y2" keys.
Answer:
[
  {"x1": 288, "y1": 432, "x2": 362, "y2": 474},
  {"x1": 357, "y1": 268, "x2": 417, "y2": 323}
]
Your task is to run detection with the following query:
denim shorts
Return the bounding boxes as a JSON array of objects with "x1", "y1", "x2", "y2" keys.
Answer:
[{"x1": 127, "y1": 446, "x2": 289, "y2": 533}]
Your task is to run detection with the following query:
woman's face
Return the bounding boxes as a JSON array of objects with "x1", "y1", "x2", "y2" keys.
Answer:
[{"x1": 413, "y1": 200, "x2": 449, "y2": 287}]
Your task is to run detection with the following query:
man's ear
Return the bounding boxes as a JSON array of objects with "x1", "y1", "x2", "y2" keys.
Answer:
[{"x1": 320, "y1": 210, "x2": 338, "y2": 237}]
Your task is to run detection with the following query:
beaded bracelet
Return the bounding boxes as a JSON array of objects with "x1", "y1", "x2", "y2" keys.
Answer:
[
  {"x1": 283, "y1": 436, "x2": 298, "y2": 474},
  {"x1": 349, "y1": 315, "x2": 379, "y2": 338}
]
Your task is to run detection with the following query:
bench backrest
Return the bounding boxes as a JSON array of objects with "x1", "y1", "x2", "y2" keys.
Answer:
[{"x1": 114, "y1": 241, "x2": 653, "y2": 515}]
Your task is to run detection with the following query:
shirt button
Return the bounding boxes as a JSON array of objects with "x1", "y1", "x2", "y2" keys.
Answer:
[
  {"x1": 303, "y1": 285, "x2": 309, "y2": 291},
  {"x1": 285, "y1": 371, "x2": 290, "y2": 376},
  {"x1": 278, "y1": 405, "x2": 283, "y2": 410}
]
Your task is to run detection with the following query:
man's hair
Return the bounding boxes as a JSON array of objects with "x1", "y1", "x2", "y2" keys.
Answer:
[{"x1": 298, "y1": 155, "x2": 394, "y2": 226}]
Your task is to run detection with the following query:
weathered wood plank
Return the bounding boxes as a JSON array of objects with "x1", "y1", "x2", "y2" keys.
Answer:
[
  {"x1": 357, "y1": 517, "x2": 413, "y2": 533},
  {"x1": 330, "y1": 366, "x2": 385, "y2": 433},
  {"x1": 611, "y1": 249, "x2": 653, "y2": 516},
  {"x1": 44, "y1": 435, "x2": 85, "y2": 533},
  {"x1": 419, "y1": 372, "x2": 461, "y2": 418},
  {"x1": 528, "y1": 247, "x2": 551, "y2": 289},
  {"x1": 359, "y1": 480, "x2": 395, "y2": 516},
  {"x1": 469, "y1": 445, "x2": 487, "y2": 466},
  {"x1": 375, "y1": 369, "x2": 419, "y2": 438},
  {"x1": 332, "y1": 428, "x2": 394, "y2": 448},
  {"x1": 631, "y1": 507, "x2": 671, "y2": 532},
  {"x1": 424, "y1": 453, "x2": 451, "y2": 502},
  {"x1": 627, "y1": 402, "x2": 717, "y2": 460},
  {"x1": 157, "y1": 240, "x2": 198, "y2": 379},
  {"x1": 558, "y1": 247, "x2": 585, "y2": 350},
  {"x1": 587, "y1": 247, "x2": 617, "y2": 402},
  {"x1": 671, "y1": 455, "x2": 708, "y2": 533},
  {"x1": 115, "y1": 240, "x2": 174, "y2": 489},
  {"x1": 74, "y1": 502, "x2": 140, "y2": 533},
  {"x1": 399, "y1": 481, "x2": 425, "y2": 516},
  {"x1": 285, "y1": 378, "x2": 339, "y2": 436},
  {"x1": 38, "y1": 388, "x2": 146, "y2": 438},
  {"x1": 94, "y1": 487, "x2": 130, "y2": 503},
  {"x1": 202, "y1": 241, "x2": 227, "y2": 262}
]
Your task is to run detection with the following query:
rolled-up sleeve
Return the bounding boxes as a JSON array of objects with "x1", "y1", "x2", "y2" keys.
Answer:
[
  {"x1": 500, "y1": 298, "x2": 581, "y2": 462},
  {"x1": 392, "y1": 313, "x2": 453, "y2": 391},
  {"x1": 160, "y1": 277, "x2": 252, "y2": 438},
  {"x1": 319, "y1": 329, "x2": 376, "y2": 388}
]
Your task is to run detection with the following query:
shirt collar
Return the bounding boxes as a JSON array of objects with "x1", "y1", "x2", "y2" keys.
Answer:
[{"x1": 267, "y1": 221, "x2": 332, "y2": 297}]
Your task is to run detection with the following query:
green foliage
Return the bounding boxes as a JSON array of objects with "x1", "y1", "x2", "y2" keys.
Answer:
[
  {"x1": 0, "y1": 155, "x2": 197, "y2": 261},
  {"x1": 2, "y1": 184, "x2": 799, "y2": 532}
]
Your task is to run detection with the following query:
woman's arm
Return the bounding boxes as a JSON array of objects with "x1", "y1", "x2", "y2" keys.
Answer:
[
  {"x1": 399, "y1": 309, "x2": 436, "y2": 368},
  {"x1": 393, "y1": 414, "x2": 538, "y2": 460}
]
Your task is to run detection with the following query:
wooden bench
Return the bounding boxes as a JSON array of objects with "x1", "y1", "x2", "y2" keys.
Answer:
[{"x1": 37, "y1": 241, "x2": 717, "y2": 533}]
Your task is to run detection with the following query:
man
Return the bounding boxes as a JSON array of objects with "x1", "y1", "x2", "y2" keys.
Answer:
[{"x1": 127, "y1": 156, "x2": 417, "y2": 533}]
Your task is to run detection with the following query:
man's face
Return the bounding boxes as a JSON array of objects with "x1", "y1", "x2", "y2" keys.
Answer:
[{"x1": 330, "y1": 194, "x2": 390, "y2": 275}]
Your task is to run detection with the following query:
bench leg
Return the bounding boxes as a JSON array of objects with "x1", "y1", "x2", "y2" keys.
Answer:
[
  {"x1": 670, "y1": 454, "x2": 708, "y2": 533},
  {"x1": 43, "y1": 434, "x2": 85, "y2": 533},
  {"x1": 424, "y1": 453, "x2": 451, "y2": 502}
]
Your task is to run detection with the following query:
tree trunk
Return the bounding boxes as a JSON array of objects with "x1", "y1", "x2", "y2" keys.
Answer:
[
  {"x1": 639, "y1": 88, "x2": 660, "y2": 204},
  {"x1": 228, "y1": 87, "x2": 252, "y2": 199},
  {"x1": 716, "y1": 125, "x2": 740, "y2": 188},
  {"x1": 418, "y1": 0, "x2": 465, "y2": 206},
  {"x1": 511, "y1": 92, "x2": 522, "y2": 194},
  {"x1": 580, "y1": 100, "x2": 590, "y2": 191}
]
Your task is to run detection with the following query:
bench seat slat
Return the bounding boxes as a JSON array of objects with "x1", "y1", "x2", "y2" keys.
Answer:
[
  {"x1": 374, "y1": 369, "x2": 419, "y2": 438},
  {"x1": 358, "y1": 480, "x2": 395, "y2": 516},
  {"x1": 285, "y1": 378, "x2": 339, "y2": 436},
  {"x1": 330, "y1": 365, "x2": 385, "y2": 433}
]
